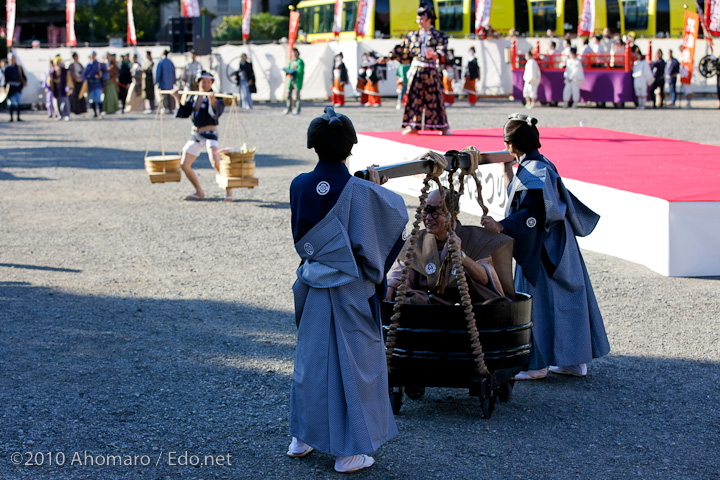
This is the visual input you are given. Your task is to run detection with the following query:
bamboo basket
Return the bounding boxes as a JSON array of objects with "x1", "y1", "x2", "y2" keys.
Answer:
[{"x1": 219, "y1": 151, "x2": 255, "y2": 164}]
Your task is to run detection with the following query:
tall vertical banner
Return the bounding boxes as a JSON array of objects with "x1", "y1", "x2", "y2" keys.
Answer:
[
  {"x1": 66, "y1": 0, "x2": 77, "y2": 46},
  {"x1": 332, "y1": 0, "x2": 344, "y2": 36},
  {"x1": 708, "y1": 0, "x2": 720, "y2": 36},
  {"x1": 680, "y1": 11, "x2": 700, "y2": 85},
  {"x1": 577, "y1": 0, "x2": 596, "y2": 36},
  {"x1": 354, "y1": 0, "x2": 374, "y2": 38},
  {"x1": 182, "y1": 0, "x2": 200, "y2": 17},
  {"x1": 6, "y1": 0, "x2": 16, "y2": 47},
  {"x1": 288, "y1": 10, "x2": 300, "y2": 59},
  {"x1": 127, "y1": 0, "x2": 137, "y2": 45},
  {"x1": 242, "y1": 0, "x2": 252, "y2": 40},
  {"x1": 475, "y1": 0, "x2": 492, "y2": 34}
]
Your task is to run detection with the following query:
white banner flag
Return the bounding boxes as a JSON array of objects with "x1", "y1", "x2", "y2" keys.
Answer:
[
  {"x1": 66, "y1": 0, "x2": 77, "y2": 46},
  {"x1": 475, "y1": 0, "x2": 492, "y2": 33},
  {"x1": 577, "y1": 0, "x2": 596, "y2": 36},
  {"x1": 6, "y1": 0, "x2": 16, "y2": 47},
  {"x1": 708, "y1": 0, "x2": 720, "y2": 36},
  {"x1": 354, "y1": 0, "x2": 374, "y2": 37},
  {"x1": 242, "y1": 0, "x2": 252, "y2": 39},
  {"x1": 182, "y1": 0, "x2": 200, "y2": 18},
  {"x1": 127, "y1": 0, "x2": 137, "y2": 45},
  {"x1": 332, "y1": 0, "x2": 344, "y2": 36}
]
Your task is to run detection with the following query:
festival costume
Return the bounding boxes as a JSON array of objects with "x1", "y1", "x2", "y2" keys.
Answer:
[
  {"x1": 155, "y1": 56, "x2": 177, "y2": 113},
  {"x1": 331, "y1": 60, "x2": 348, "y2": 106},
  {"x1": 356, "y1": 67, "x2": 369, "y2": 105},
  {"x1": 562, "y1": 57, "x2": 584, "y2": 105},
  {"x1": 290, "y1": 161, "x2": 407, "y2": 456},
  {"x1": 69, "y1": 60, "x2": 87, "y2": 114},
  {"x1": 176, "y1": 94, "x2": 225, "y2": 157},
  {"x1": 388, "y1": 221, "x2": 514, "y2": 305},
  {"x1": 396, "y1": 63, "x2": 410, "y2": 107},
  {"x1": 463, "y1": 56, "x2": 479, "y2": 105},
  {"x1": 664, "y1": 57, "x2": 679, "y2": 105},
  {"x1": 649, "y1": 57, "x2": 666, "y2": 107},
  {"x1": 144, "y1": 60, "x2": 155, "y2": 111},
  {"x1": 82, "y1": 60, "x2": 108, "y2": 116},
  {"x1": 523, "y1": 57, "x2": 541, "y2": 101},
  {"x1": 364, "y1": 62, "x2": 382, "y2": 107},
  {"x1": 51, "y1": 66, "x2": 72, "y2": 119},
  {"x1": 3, "y1": 63, "x2": 26, "y2": 120},
  {"x1": 442, "y1": 65, "x2": 455, "y2": 105},
  {"x1": 390, "y1": 27, "x2": 449, "y2": 131},
  {"x1": 118, "y1": 60, "x2": 132, "y2": 112},
  {"x1": 234, "y1": 59, "x2": 256, "y2": 110},
  {"x1": 103, "y1": 63, "x2": 120, "y2": 114},
  {"x1": 632, "y1": 59, "x2": 653, "y2": 108},
  {"x1": 499, "y1": 150, "x2": 610, "y2": 370},
  {"x1": 284, "y1": 57, "x2": 305, "y2": 115}
]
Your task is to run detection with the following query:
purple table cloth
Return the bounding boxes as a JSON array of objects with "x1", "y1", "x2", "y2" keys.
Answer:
[{"x1": 512, "y1": 70, "x2": 635, "y2": 104}]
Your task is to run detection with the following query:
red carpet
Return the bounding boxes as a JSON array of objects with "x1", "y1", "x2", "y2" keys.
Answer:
[{"x1": 360, "y1": 127, "x2": 720, "y2": 202}]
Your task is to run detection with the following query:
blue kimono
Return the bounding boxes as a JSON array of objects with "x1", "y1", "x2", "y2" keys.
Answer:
[
  {"x1": 289, "y1": 164, "x2": 407, "y2": 456},
  {"x1": 500, "y1": 150, "x2": 610, "y2": 369}
]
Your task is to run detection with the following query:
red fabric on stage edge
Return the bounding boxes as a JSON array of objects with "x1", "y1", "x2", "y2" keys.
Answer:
[{"x1": 359, "y1": 127, "x2": 720, "y2": 202}]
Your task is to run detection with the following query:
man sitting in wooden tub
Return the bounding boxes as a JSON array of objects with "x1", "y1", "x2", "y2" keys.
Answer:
[{"x1": 385, "y1": 189, "x2": 514, "y2": 305}]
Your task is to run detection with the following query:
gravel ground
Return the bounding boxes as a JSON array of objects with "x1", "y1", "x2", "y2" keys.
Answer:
[{"x1": 1, "y1": 99, "x2": 719, "y2": 480}]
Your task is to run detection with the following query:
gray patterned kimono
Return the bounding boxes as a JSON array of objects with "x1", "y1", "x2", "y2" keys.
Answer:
[
  {"x1": 504, "y1": 151, "x2": 610, "y2": 370},
  {"x1": 291, "y1": 176, "x2": 408, "y2": 456}
]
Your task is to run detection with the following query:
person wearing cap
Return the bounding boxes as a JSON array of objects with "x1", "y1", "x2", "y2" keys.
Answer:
[
  {"x1": 50, "y1": 56, "x2": 72, "y2": 121},
  {"x1": 288, "y1": 107, "x2": 408, "y2": 473},
  {"x1": 3, "y1": 53, "x2": 27, "y2": 122},
  {"x1": 182, "y1": 49, "x2": 202, "y2": 91},
  {"x1": 330, "y1": 52, "x2": 348, "y2": 107},
  {"x1": 171, "y1": 71, "x2": 231, "y2": 201},
  {"x1": 81, "y1": 52, "x2": 108, "y2": 117},
  {"x1": 69, "y1": 52, "x2": 86, "y2": 115},
  {"x1": 385, "y1": 1, "x2": 450, "y2": 135},
  {"x1": 562, "y1": 47, "x2": 584, "y2": 109},
  {"x1": 282, "y1": 48, "x2": 304, "y2": 115},
  {"x1": 155, "y1": 50, "x2": 177, "y2": 114},
  {"x1": 481, "y1": 114, "x2": 610, "y2": 380},
  {"x1": 523, "y1": 50, "x2": 541, "y2": 109},
  {"x1": 363, "y1": 51, "x2": 383, "y2": 107}
]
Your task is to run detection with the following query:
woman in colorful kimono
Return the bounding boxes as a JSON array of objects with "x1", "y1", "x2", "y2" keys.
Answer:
[
  {"x1": 385, "y1": 2, "x2": 450, "y2": 135},
  {"x1": 330, "y1": 52, "x2": 348, "y2": 107},
  {"x1": 481, "y1": 114, "x2": 610, "y2": 380},
  {"x1": 103, "y1": 54, "x2": 120, "y2": 115},
  {"x1": 288, "y1": 107, "x2": 408, "y2": 473}
]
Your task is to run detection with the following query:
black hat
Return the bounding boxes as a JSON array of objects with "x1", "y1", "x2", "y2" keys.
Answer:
[
  {"x1": 417, "y1": 0, "x2": 436, "y2": 20},
  {"x1": 307, "y1": 107, "x2": 358, "y2": 162}
]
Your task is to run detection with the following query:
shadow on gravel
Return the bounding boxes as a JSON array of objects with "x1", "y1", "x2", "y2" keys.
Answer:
[
  {"x1": 0, "y1": 169, "x2": 51, "y2": 181},
  {"x1": 2, "y1": 281, "x2": 718, "y2": 479},
  {"x1": 0, "y1": 146, "x2": 146, "y2": 170},
  {"x1": 255, "y1": 154, "x2": 308, "y2": 168},
  {"x1": 0, "y1": 263, "x2": 82, "y2": 273}
]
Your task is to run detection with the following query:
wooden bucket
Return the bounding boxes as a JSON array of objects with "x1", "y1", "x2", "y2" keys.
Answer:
[
  {"x1": 219, "y1": 160, "x2": 255, "y2": 178},
  {"x1": 145, "y1": 155, "x2": 181, "y2": 174},
  {"x1": 219, "y1": 151, "x2": 255, "y2": 164}
]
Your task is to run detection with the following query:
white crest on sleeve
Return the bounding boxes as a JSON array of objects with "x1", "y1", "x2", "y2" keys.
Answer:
[
  {"x1": 526, "y1": 217, "x2": 537, "y2": 228},
  {"x1": 401, "y1": 230, "x2": 408, "y2": 241},
  {"x1": 425, "y1": 263, "x2": 436, "y2": 275},
  {"x1": 316, "y1": 181, "x2": 330, "y2": 195},
  {"x1": 303, "y1": 243, "x2": 314, "y2": 255}
]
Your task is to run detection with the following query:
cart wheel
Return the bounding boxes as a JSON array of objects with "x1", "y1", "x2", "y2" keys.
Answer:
[
  {"x1": 497, "y1": 381, "x2": 513, "y2": 403},
  {"x1": 480, "y1": 394, "x2": 495, "y2": 419},
  {"x1": 390, "y1": 388, "x2": 403, "y2": 414},
  {"x1": 405, "y1": 386, "x2": 426, "y2": 400},
  {"x1": 698, "y1": 55, "x2": 718, "y2": 78}
]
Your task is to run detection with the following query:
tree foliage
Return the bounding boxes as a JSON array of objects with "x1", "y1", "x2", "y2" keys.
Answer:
[
  {"x1": 73, "y1": 0, "x2": 174, "y2": 43},
  {"x1": 214, "y1": 13, "x2": 290, "y2": 42}
]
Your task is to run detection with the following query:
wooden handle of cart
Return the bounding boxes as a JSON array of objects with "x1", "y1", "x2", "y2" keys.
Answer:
[
  {"x1": 353, "y1": 150, "x2": 513, "y2": 180},
  {"x1": 159, "y1": 89, "x2": 239, "y2": 99}
]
